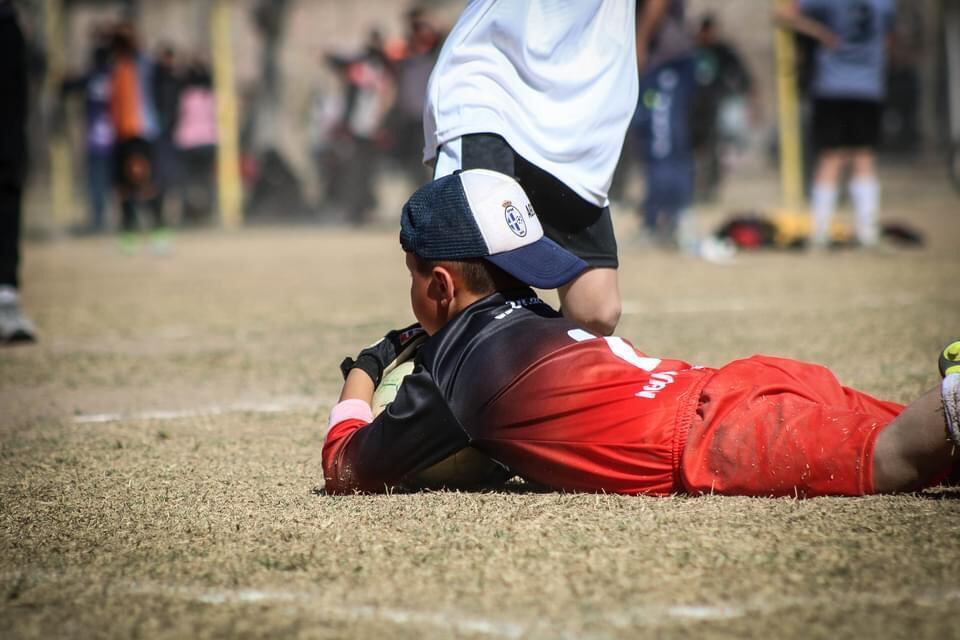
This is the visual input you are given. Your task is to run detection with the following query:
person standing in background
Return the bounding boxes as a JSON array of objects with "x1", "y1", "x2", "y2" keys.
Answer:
[
  {"x1": 174, "y1": 56, "x2": 218, "y2": 225},
  {"x1": 386, "y1": 7, "x2": 443, "y2": 189},
  {"x1": 691, "y1": 13, "x2": 757, "y2": 202},
  {"x1": 776, "y1": 0, "x2": 896, "y2": 249},
  {"x1": 151, "y1": 44, "x2": 181, "y2": 225},
  {"x1": 0, "y1": 0, "x2": 36, "y2": 344},
  {"x1": 109, "y1": 21, "x2": 169, "y2": 254},
  {"x1": 334, "y1": 30, "x2": 395, "y2": 226},
  {"x1": 62, "y1": 26, "x2": 115, "y2": 234},
  {"x1": 632, "y1": 0, "x2": 698, "y2": 251}
]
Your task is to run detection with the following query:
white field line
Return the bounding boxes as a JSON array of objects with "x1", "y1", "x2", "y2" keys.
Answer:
[
  {"x1": 125, "y1": 583, "x2": 526, "y2": 639},
  {"x1": 119, "y1": 582, "x2": 960, "y2": 639},
  {"x1": 73, "y1": 396, "x2": 321, "y2": 425},
  {"x1": 620, "y1": 293, "x2": 921, "y2": 316}
]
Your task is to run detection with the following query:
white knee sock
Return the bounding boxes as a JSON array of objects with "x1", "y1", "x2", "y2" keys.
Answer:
[
  {"x1": 943, "y1": 374, "x2": 960, "y2": 447},
  {"x1": 849, "y1": 176, "x2": 880, "y2": 246},
  {"x1": 810, "y1": 183, "x2": 837, "y2": 246}
]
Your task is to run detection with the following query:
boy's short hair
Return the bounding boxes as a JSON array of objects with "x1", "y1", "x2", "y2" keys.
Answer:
[
  {"x1": 410, "y1": 255, "x2": 523, "y2": 296},
  {"x1": 400, "y1": 170, "x2": 587, "y2": 289}
]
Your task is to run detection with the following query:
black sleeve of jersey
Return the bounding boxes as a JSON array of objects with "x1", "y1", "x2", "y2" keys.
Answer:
[{"x1": 332, "y1": 364, "x2": 471, "y2": 491}]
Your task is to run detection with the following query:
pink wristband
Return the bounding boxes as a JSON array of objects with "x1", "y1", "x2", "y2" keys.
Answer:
[{"x1": 327, "y1": 399, "x2": 374, "y2": 430}]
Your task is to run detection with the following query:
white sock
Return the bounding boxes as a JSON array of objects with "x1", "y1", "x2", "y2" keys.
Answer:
[
  {"x1": 0, "y1": 285, "x2": 18, "y2": 304},
  {"x1": 675, "y1": 208, "x2": 699, "y2": 254},
  {"x1": 944, "y1": 374, "x2": 960, "y2": 447},
  {"x1": 849, "y1": 176, "x2": 880, "y2": 246},
  {"x1": 810, "y1": 184, "x2": 837, "y2": 246}
]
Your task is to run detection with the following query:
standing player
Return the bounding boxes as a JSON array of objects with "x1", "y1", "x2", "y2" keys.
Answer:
[
  {"x1": 776, "y1": 0, "x2": 896, "y2": 249},
  {"x1": 0, "y1": 0, "x2": 36, "y2": 344},
  {"x1": 422, "y1": 1, "x2": 643, "y2": 336},
  {"x1": 323, "y1": 169, "x2": 958, "y2": 497},
  {"x1": 109, "y1": 22, "x2": 169, "y2": 254}
]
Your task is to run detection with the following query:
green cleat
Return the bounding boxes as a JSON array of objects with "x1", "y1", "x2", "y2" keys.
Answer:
[{"x1": 118, "y1": 231, "x2": 140, "y2": 255}]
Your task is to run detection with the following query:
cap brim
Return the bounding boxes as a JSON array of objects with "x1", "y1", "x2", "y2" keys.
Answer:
[{"x1": 486, "y1": 236, "x2": 588, "y2": 289}]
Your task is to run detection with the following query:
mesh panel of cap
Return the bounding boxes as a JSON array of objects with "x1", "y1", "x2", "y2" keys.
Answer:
[{"x1": 400, "y1": 174, "x2": 488, "y2": 259}]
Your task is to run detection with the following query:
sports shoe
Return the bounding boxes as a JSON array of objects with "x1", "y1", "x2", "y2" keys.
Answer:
[
  {"x1": 0, "y1": 286, "x2": 36, "y2": 345},
  {"x1": 939, "y1": 341, "x2": 960, "y2": 378}
]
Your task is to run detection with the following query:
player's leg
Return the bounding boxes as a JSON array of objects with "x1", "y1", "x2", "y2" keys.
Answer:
[
  {"x1": 871, "y1": 384, "x2": 957, "y2": 493},
  {"x1": 810, "y1": 149, "x2": 845, "y2": 247},
  {"x1": 116, "y1": 142, "x2": 138, "y2": 234},
  {"x1": 849, "y1": 148, "x2": 880, "y2": 247},
  {"x1": 872, "y1": 344, "x2": 960, "y2": 492},
  {"x1": 844, "y1": 99, "x2": 883, "y2": 247},
  {"x1": 809, "y1": 99, "x2": 849, "y2": 248},
  {"x1": 557, "y1": 268, "x2": 621, "y2": 337}
]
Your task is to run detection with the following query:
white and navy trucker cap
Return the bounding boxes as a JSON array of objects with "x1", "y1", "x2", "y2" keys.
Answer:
[{"x1": 399, "y1": 169, "x2": 588, "y2": 289}]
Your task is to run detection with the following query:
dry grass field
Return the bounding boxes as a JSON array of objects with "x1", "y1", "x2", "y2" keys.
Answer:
[{"x1": 2, "y1": 167, "x2": 959, "y2": 639}]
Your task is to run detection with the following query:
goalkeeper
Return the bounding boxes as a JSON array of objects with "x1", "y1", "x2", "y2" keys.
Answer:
[{"x1": 323, "y1": 170, "x2": 959, "y2": 497}]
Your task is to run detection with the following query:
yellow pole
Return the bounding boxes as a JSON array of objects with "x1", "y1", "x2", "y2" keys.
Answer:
[
  {"x1": 773, "y1": 0, "x2": 804, "y2": 212},
  {"x1": 210, "y1": 0, "x2": 243, "y2": 228},
  {"x1": 44, "y1": 0, "x2": 74, "y2": 231}
]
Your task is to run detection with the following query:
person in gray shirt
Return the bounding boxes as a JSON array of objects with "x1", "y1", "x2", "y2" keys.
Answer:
[{"x1": 776, "y1": 0, "x2": 896, "y2": 249}]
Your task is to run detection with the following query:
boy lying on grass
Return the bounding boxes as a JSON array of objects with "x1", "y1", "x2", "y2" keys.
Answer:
[{"x1": 323, "y1": 169, "x2": 959, "y2": 496}]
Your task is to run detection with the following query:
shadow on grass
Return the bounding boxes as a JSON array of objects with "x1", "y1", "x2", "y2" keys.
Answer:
[{"x1": 310, "y1": 476, "x2": 557, "y2": 497}]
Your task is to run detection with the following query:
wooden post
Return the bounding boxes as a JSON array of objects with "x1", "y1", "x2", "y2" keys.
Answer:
[
  {"x1": 773, "y1": 0, "x2": 804, "y2": 212},
  {"x1": 210, "y1": 0, "x2": 243, "y2": 228},
  {"x1": 44, "y1": 0, "x2": 75, "y2": 231}
]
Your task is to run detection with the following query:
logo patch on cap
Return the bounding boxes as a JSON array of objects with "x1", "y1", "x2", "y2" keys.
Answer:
[{"x1": 503, "y1": 201, "x2": 527, "y2": 238}]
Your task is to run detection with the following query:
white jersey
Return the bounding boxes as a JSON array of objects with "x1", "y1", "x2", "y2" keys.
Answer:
[{"x1": 423, "y1": 0, "x2": 638, "y2": 207}]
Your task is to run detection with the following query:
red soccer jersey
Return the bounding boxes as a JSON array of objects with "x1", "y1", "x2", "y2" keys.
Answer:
[{"x1": 323, "y1": 290, "x2": 713, "y2": 495}]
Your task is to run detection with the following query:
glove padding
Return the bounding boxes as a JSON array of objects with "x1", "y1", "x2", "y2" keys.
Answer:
[{"x1": 339, "y1": 323, "x2": 427, "y2": 387}]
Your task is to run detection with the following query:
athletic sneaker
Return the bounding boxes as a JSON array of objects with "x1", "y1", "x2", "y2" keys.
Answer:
[{"x1": 0, "y1": 285, "x2": 36, "y2": 345}]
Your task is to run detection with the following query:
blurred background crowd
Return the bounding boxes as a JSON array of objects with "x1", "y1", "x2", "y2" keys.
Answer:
[{"x1": 5, "y1": 0, "x2": 957, "y2": 238}]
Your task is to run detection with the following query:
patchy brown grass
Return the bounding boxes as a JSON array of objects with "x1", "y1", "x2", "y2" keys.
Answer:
[{"x1": 2, "y1": 168, "x2": 959, "y2": 639}]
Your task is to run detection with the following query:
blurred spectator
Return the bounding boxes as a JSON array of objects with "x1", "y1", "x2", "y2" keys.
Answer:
[
  {"x1": 776, "y1": 0, "x2": 896, "y2": 250},
  {"x1": 325, "y1": 29, "x2": 394, "y2": 225},
  {"x1": 62, "y1": 25, "x2": 115, "y2": 233},
  {"x1": 174, "y1": 56, "x2": 218, "y2": 225},
  {"x1": 632, "y1": 0, "x2": 698, "y2": 250},
  {"x1": 0, "y1": 0, "x2": 36, "y2": 343},
  {"x1": 152, "y1": 44, "x2": 182, "y2": 215},
  {"x1": 308, "y1": 72, "x2": 346, "y2": 220},
  {"x1": 691, "y1": 13, "x2": 757, "y2": 202},
  {"x1": 109, "y1": 21, "x2": 169, "y2": 253},
  {"x1": 882, "y1": 6, "x2": 922, "y2": 154},
  {"x1": 385, "y1": 7, "x2": 443, "y2": 188}
]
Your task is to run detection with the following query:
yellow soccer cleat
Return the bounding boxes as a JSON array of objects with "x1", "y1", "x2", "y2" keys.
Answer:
[{"x1": 940, "y1": 341, "x2": 960, "y2": 378}]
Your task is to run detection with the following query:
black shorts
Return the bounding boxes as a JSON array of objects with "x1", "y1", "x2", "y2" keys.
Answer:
[
  {"x1": 812, "y1": 99, "x2": 882, "y2": 150},
  {"x1": 451, "y1": 133, "x2": 619, "y2": 269}
]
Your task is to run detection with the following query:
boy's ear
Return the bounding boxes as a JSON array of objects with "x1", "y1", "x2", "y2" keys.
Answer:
[{"x1": 429, "y1": 265, "x2": 457, "y2": 305}]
